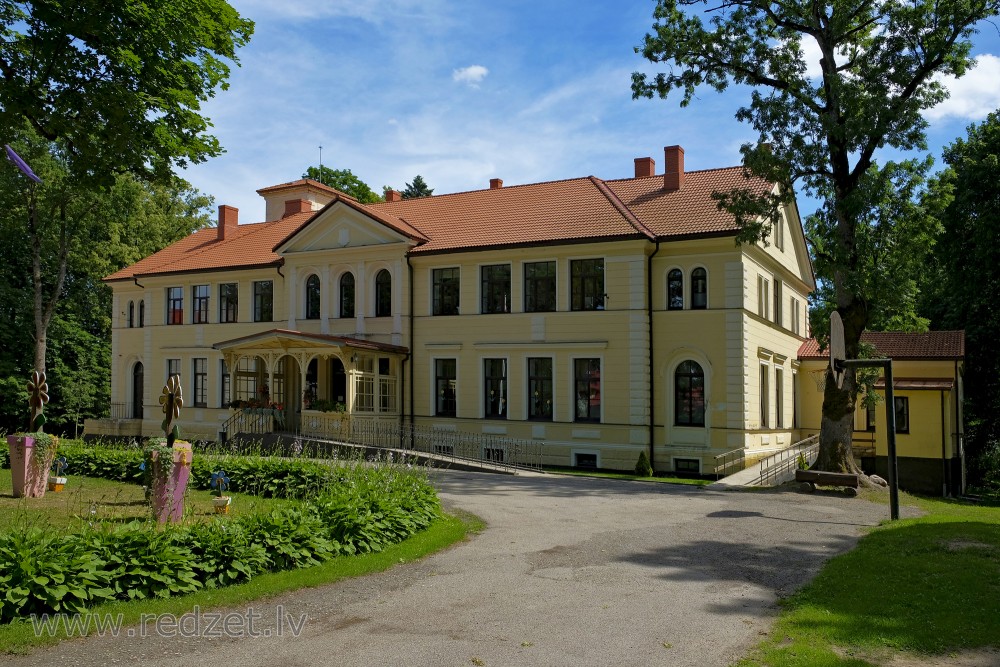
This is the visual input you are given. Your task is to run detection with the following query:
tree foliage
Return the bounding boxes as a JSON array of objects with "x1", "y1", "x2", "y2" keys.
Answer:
[
  {"x1": 402, "y1": 174, "x2": 434, "y2": 199},
  {"x1": 634, "y1": 0, "x2": 998, "y2": 473},
  {"x1": 0, "y1": 128, "x2": 212, "y2": 433},
  {"x1": 304, "y1": 165, "x2": 383, "y2": 204},
  {"x1": 918, "y1": 112, "x2": 1000, "y2": 485},
  {"x1": 0, "y1": 0, "x2": 254, "y2": 184}
]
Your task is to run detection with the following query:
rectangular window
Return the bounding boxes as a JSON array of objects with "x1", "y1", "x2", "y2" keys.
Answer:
[
  {"x1": 774, "y1": 280, "x2": 783, "y2": 326},
  {"x1": 527, "y1": 357, "x2": 553, "y2": 421},
  {"x1": 775, "y1": 367, "x2": 784, "y2": 428},
  {"x1": 219, "y1": 283, "x2": 238, "y2": 323},
  {"x1": 894, "y1": 396, "x2": 910, "y2": 434},
  {"x1": 234, "y1": 357, "x2": 260, "y2": 401},
  {"x1": 790, "y1": 297, "x2": 800, "y2": 334},
  {"x1": 674, "y1": 458, "x2": 701, "y2": 474},
  {"x1": 524, "y1": 261, "x2": 556, "y2": 312},
  {"x1": 193, "y1": 358, "x2": 207, "y2": 408},
  {"x1": 435, "y1": 359, "x2": 457, "y2": 417},
  {"x1": 757, "y1": 276, "x2": 769, "y2": 320},
  {"x1": 220, "y1": 360, "x2": 231, "y2": 408},
  {"x1": 574, "y1": 452, "x2": 597, "y2": 468},
  {"x1": 481, "y1": 264, "x2": 511, "y2": 314},
  {"x1": 574, "y1": 358, "x2": 601, "y2": 422},
  {"x1": 378, "y1": 357, "x2": 396, "y2": 413},
  {"x1": 775, "y1": 217, "x2": 784, "y2": 251},
  {"x1": 253, "y1": 280, "x2": 273, "y2": 322},
  {"x1": 484, "y1": 358, "x2": 507, "y2": 419},
  {"x1": 759, "y1": 364, "x2": 769, "y2": 428},
  {"x1": 192, "y1": 285, "x2": 209, "y2": 324},
  {"x1": 167, "y1": 287, "x2": 183, "y2": 325},
  {"x1": 865, "y1": 401, "x2": 876, "y2": 432},
  {"x1": 571, "y1": 259, "x2": 605, "y2": 311},
  {"x1": 432, "y1": 268, "x2": 460, "y2": 316},
  {"x1": 792, "y1": 372, "x2": 799, "y2": 428},
  {"x1": 166, "y1": 358, "x2": 180, "y2": 382}
]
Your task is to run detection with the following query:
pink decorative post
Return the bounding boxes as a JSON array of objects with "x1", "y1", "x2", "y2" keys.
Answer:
[
  {"x1": 7, "y1": 435, "x2": 52, "y2": 498},
  {"x1": 149, "y1": 442, "x2": 192, "y2": 523}
]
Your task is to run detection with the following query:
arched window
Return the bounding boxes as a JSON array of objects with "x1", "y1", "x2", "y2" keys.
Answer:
[
  {"x1": 138, "y1": 300, "x2": 145, "y2": 328},
  {"x1": 340, "y1": 272, "x2": 355, "y2": 318},
  {"x1": 674, "y1": 360, "x2": 705, "y2": 426},
  {"x1": 305, "y1": 274, "x2": 321, "y2": 320},
  {"x1": 691, "y1": 267, "x2": 707, "y2": 310},
  {"x1": 375, "y1": 269, "x2": 391, "y2": 317},
  {"x1": 667, "y1": 269, "x2": 683, "y2": 310},
  {"x1": 127, "y1": 301, "x2": 135, "y2": 328}
]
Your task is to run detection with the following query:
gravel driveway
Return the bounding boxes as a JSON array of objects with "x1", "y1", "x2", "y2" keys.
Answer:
[{"x1": 7, "y1": 470, "x2": 900, "y2": 667}]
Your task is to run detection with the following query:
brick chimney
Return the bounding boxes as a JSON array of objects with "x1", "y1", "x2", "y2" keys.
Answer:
[
  {"x1": 385, "y1": 189, "x2": 403, "y2": 202},
  {"x1": 490, "y1": 178, "x2": 503, "y2": 189},
  {"x1": 664, "y1": 145, "x2": 685, "y2": 191},
  {"x1": 217, "y1": 205, "x2": 238, "y2": 240},
  {"x1": 283, "y1": 199, "x2": 311, "y2": 218},
  {"x1": 634, "y1": 157, "x2": 655, "y2": 178}
]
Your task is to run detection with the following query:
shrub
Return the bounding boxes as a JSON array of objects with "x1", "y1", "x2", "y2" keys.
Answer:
[{"x1": 634, "y1": 451, "x2": 653, "y2": 477}]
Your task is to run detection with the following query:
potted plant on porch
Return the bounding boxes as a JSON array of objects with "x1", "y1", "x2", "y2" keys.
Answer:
[{"x1": 6, "y1": 371, "x2": 58, "y2": 498}]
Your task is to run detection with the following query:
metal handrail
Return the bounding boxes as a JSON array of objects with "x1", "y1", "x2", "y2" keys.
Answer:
[
  {"x1": 713, "y1": 447, "x2": 747, "y2": 479},
  {"x1": 749, "y1": 435, "x2": 820, "y2": 486}
]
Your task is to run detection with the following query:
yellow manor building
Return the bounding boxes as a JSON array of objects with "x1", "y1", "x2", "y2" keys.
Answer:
[{"x1": 90, "y1": 144, "x2": 960, "y2": 490}]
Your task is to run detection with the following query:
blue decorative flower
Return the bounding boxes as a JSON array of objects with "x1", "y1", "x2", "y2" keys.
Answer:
[
  {"x1": 51, "y1": 456, "x2": 68, "y2": 475},
  {"x1": 210, "y1": 470, "x2": 230, "y2": 494}
]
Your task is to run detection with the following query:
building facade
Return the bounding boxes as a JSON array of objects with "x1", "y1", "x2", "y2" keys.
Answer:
[{"x1": 93, "y1": 145, "x2": 822, "y2": 474}]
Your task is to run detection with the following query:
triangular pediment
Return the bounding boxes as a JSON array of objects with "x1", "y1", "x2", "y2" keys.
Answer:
[{"x1": 275, "y1": 201, "x2": 414, "y2": 254}]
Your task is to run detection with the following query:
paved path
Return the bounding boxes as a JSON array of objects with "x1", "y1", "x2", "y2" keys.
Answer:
[{"x1": 8, "y1": 471, "x2": 905, "y2": 667}]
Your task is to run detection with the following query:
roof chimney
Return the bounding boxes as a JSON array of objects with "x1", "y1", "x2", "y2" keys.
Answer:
[
  {"x1": 490, "y1": 178, "x2": 503, "y2": 189},
  {"x1": 385, "y1": 189, "x2": 403, "y2": 202},
  {"x1": 283, "y1": 199, "x2": 311, "y2": 218},
  {"x1": 217, "y1": 205, "x2": 238, "y2": 240},
  {"x1": 664, "y1": 145, "x2": 685, "y2": 191},
  {"x1": 634, "y1": 157, "x2": 655, "y2": 178}
]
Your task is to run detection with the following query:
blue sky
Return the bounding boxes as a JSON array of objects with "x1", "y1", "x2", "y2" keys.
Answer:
[{"x1": 182, "y1": 0, "x2": 1000, "y2": 224}]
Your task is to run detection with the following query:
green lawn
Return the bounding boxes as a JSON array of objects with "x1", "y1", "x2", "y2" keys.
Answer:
[
  {"x1": 0, "y1": 469, "x2": 295, "y2": 529},
  {"x1": 738, "y1": 493, "x2": 1000, "y2": 666},
  {"x1": 544, "y1": 466, "x2": 711, "y2": 486}
]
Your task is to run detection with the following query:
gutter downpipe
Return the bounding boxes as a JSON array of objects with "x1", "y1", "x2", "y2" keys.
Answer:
[
  {"x1": 940, "y1": 390, "x2": 947, "y2": 497},
  {"x1": 407, "y1": 254, "x2": 415, "y2": 450},
  {"x1": 647, "y1": 240, "x2": 661, "y2": 469}
]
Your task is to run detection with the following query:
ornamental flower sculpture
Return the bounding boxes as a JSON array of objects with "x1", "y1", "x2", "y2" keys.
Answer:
[
  {"x1": 6, "y1": 370, "x2": 58, "y2": 498},
  {"x1": 210, "y1": 470, "x2": 232, "y2": 514},
  {"x1": 158, "y1": 374, "x2": 184, "y2": 445}
]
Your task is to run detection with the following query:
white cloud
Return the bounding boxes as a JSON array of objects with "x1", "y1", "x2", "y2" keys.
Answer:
[
  {"x1": 926, "y1": 54, "x2": 1000, "y2": 122},
  {"x1": 452, "y1": 65, "x2": 489, "y2": 87}
]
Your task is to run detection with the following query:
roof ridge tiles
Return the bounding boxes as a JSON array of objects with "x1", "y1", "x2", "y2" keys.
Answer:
[{"x1": 588, "y1": 175, "x2": 657, "y2": 240}]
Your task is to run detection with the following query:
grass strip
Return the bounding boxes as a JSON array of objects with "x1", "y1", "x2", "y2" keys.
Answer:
[
  {"x1": 545, "y1": 466, "x2": 711, "y2": 486},
  {"x1": 0, "y1": 510, "x2": 483, "y2": 655},
  {"x1": 737, "y1": 493, "x2": 1000, "y2": 666}
]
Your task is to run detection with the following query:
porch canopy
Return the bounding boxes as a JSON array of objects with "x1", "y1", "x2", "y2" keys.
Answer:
[{"x1": 213, "y1": 329, "x2": 408, "y2": 420}]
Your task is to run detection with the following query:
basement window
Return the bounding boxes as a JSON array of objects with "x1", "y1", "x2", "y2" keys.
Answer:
[
  {"x1": 674, "y1": 458, "x2": 701, "y2": 474},
  {"x1": 574, "y1": 453, "x2": 598, "y2": 469}
]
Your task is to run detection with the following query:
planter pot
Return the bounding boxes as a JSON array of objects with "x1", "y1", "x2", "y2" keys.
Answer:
[
  {"x1": 149, "y1": 442, "x2": 193, "y2": 523},
  {"x1": 212, "y1": 496, "x2": 232, "y2": 514},
  {"x1": 47, "y1": 476, "x2": 67, "y2": 492},
  {"x1": 6, "y1": 435, "x2": 54, "y2": 498}
]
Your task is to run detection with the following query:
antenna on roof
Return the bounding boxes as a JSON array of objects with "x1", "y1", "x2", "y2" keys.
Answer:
[{"x1": 318, "y1": 145, "x2": 323, "y2": 171}]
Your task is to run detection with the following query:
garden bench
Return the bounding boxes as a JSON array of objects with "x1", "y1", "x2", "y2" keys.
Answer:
[{"x1": 795, "y1": 469, "x2": 860, "y2": 496}]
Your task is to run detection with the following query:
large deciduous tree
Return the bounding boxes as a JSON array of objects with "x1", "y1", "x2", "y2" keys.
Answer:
[
  {"x1": 633, "y1": 0, "x2": 998, "y2": 475},
  {"x1": 0, "y1": 0, "x2": 251, "y2": 391}
]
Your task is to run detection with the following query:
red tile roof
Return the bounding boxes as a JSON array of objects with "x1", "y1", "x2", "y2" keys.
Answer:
[
  {"x1": 106, "y1": 163, "x2": 775, "y2": 280},
  {"x1": 798, "y1": 331, "x2": 965, "y2": 360}
]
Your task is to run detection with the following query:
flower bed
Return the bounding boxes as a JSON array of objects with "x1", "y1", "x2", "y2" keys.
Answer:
[{"x1": 0, "y1": 444, "x2": 440, "y2": 623}]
